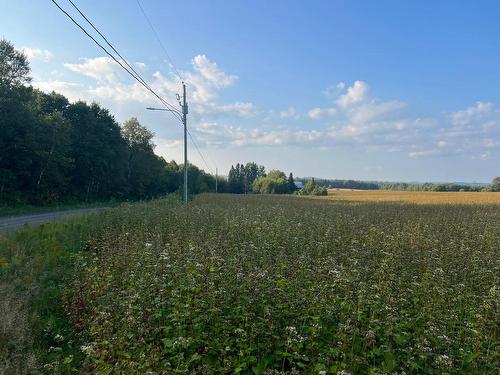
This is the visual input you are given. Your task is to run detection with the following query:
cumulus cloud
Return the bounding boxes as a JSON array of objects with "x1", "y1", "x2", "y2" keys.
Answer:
[
  {"x1": 450, "y1": 101, "x2": 493, "y2": 126},
  {"x1": 336, "y1": 80, "x2": 368, "y2": 108},
  {"x1": 408, "y1": 102, "x2": 500, "y2": 159},
  {"x1": 32, "y1": 80, "x2": 86, "y2": 102},
  {"x1": 59, "y1": 54, "x2": 255, "y2": 117},
  {"x1": 308, "y1": 107, "x2": 336, "y2": 119},
  {"x1": 64, "y1": 57, "x2": 121, "y2": 83},
  {"x1": 280, "y1": 107, "x2": 299, "y2": 119},
  {"x1": 20, "y1": 47, "x2": 53, "y2": 62},
  {"x1": 194, "y1": 122, "x2": 324, "y2": 147},
  {"x1": 191, "y1": 54, "x2": 237, "y2": 88}
]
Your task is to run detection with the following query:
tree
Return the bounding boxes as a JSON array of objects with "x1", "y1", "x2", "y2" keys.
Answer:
[
  {"x1": 228, "y1": 163, "x2": 244, "y2": 193},
  {"x1": 242, "y1": 162, "x2": 265, "y2": 193},
  {"x1": 65, "y1": 102, "x2": 128, "y2": 200},
  {"x1": 252, "y1": 169, "x2": 290, "y2": 194},
  {"x1": 0, "y1": 39, "x2": 31, "y2": 87},
  {"x1": 300, "y1": 179, "x2": 327, "y2": 196},
  {"x1": 288, "y1": 172, "x2": 295, "y2": 193},
  {"x1": 121, "y1": 117, "x2": 163, "y2": 198},
  {"x1": 491, "y1": 177, "x2": 500, "y2": 192}
]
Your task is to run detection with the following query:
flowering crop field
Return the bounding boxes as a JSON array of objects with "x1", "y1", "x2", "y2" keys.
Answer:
[{"x1": 69, "y1": 194, "x2": 499, "y2": 374}]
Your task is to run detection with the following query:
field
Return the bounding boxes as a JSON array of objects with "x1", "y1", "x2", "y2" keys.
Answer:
[
  {"x1": 325, "y1": 189, "x2": 500, "y2": 204},
  {"x1": 1, "y1": 194, "x2": 499, "y2": 374}
]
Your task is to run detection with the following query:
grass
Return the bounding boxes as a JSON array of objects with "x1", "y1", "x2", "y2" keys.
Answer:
[
  {"x1": 1, "y1": 194, "x2": 499, "y2": 374},
  {"x1": 0, "y1": 200, "x2": 116, "y2": 218},
  {"x1": 0, "y1": 209, "x2": 108, "y2": 374},
  {"x1": 325, "y1": 189, "x2": 500, "y2": 204}
]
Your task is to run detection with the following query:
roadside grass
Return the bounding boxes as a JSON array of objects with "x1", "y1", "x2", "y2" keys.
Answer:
[
  {"x1": 0, "y1": 209, "x2": 107, "y2": 374},
  {"x1": 0, "y1": 200, "x2": 117, "y2": 218}
]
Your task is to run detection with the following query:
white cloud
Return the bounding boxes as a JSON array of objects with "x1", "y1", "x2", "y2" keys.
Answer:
[
  {"x1": 280, "y1": 107, "x2": 299, "y2": 119},
  {"x1": 32, "y1": 80, "x2": 86, "y2": 102},
  {"x1": 20, "y1": 47, "x2": 53, "y2": 62},
  {"x1": 450, "y1": 101, "x2": 493, "y2": 126},
  {"x1": 216, "y1": 102, "x2": 257, "y2": 117},
  {"x1": 336, "y1": 80, "x2": 368, "y2": 108},
  {"x1": 60, "y1": 54, "x2": 254, "y2": 117},
  {"x1": 64, "y1": 57, "x2": 122, "y2": 83},
  {"x1": 88, "y1": 82, "x2": 151, "y2": 102},
  {"x1": 308, "y1": 107, "x2": 336, "y2": 120},
  {"x1": 193, "y1": 122, "x2": 324, "y2": 147},
  {"x1": 191, "y1": 54, "x2": 237, "y2": 87},
  {"x1": 347, "y1": 100, "x2": 406, "y2": 124}
]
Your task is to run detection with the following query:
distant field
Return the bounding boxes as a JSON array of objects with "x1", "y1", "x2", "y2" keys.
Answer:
[{"x1": 325, "y1": 189, "x2": 500, "y2": 204}]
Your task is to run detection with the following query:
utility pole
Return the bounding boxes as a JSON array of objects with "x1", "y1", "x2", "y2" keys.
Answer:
[
  {"x1": 146, "y1": 82, "x2": 188, "y2": 205},
  {"x1": 182, "y1": 82, "x2": 188, "y2": 204},
  {"x1": 215, "y1": 167, "x2": 218, "y2": 193}
]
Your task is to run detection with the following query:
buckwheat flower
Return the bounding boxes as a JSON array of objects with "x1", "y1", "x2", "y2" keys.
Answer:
[
  {"x1": 54, "y1": 334, "x2": 64, "y2": 342},
  {"x1": 80, "y1": 343, "x2": 94, "y2": 355},
  {"x1": 435, "y1": 354, "x2": 453, "y2": 368},
  {"x1": 145, "y1": 242, "x2": 152, "y2": 247},
  {"x1": 234, "y1": 328, "x2": 245, "y2": 335}
]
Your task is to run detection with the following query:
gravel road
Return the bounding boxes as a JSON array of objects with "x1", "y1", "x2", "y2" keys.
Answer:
[{"x1": 0, "y1": 208, "x2": 106, "y2": 234}]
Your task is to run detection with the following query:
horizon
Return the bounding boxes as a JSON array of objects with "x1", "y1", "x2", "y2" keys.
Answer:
[{"x1": 2, "y1": 0, "x2": 500, "y2": 182}]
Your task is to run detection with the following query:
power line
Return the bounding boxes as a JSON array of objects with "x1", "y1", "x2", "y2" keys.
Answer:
[
  {"x1": 188, "y1": 129, "x2": 217, "y2": 174},
  {"x1": 187, "y1": 130, "x2": 215, "y2": 174},
  {"x1": 66, "y1": 0, "x2": 179, "y2": 115},
  {"x1": 132, "y1": 0, "x2": 218, "y2": 175},
  {"x1": 64, "y1": 0, "x2": 181, "y2": 119},
  {"x1": 52, "y1": 0, "x2": 218, "y2": 178},
  {"x1": 51, "y1": 0, "x2": 182, "y2": 122},
  {"x1": 134, "y1": 0, "x2": 184, "y2": 83}
]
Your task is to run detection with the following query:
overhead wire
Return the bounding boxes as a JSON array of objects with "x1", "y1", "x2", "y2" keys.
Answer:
[
  {"x1": 66, "y1": 0, "x2": 180, "y2": 116},
  {"x1": 51, "y1": 0, "x2": 182, "y2": 122},
  {"x1": 187, "y1": 130, "x2": 215, "y2": 174},
  {"x1": 52, "y1": 0, "x2": 218, "y2": 176},
  {"x1": 134, "y1": 0, "x2": 184, "y2": 83}
]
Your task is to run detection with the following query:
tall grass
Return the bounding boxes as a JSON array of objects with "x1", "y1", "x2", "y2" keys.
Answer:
[{"x1": 0, "y1": 210, "x2": 106, "y2": 374}]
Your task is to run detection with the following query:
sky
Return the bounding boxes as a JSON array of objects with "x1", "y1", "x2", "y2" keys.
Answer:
[{"x1": 2, "y1": 0, "x2": 500, "y2": 182}]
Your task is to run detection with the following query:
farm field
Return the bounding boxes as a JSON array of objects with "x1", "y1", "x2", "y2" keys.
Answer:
[
  {"x1": 61, "y1": 194, "x2": 498, "y2": 374},
  {"x1": 1, "y1": 194, "x2": 499, "y2": 374},
  {"x1": 325, "y1": 189, "x2": 500, "y2": 205}
]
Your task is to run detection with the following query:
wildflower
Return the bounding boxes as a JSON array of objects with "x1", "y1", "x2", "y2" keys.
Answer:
[{"x1": 54, "y1": 334, "x2": 64, "y2": 342}]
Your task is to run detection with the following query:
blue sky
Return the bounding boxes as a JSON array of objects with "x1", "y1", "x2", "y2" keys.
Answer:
[{"x1": 2, "y1": 0, "x2": 500, "y2": 182}]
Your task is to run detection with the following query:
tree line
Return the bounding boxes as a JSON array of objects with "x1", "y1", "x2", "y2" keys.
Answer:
[
  {"x1": 225, "y1": 162, "x2": 326, "y2": 195},
  {"x1": 0, "y1": 39, "x2": 215, "y2": 204},
  {"x1": 297, "y1": 177, "x2": 498, "y2": 192}
]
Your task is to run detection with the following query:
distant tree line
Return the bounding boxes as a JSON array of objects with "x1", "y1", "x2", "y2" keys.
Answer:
[
  {"x1": 296, "y1": 178, "x2": 379, "y2": 190},
  {"x1": 225, "y1": 163, "x2": 328, "y2": 196},
  {"x1": 0, "y1": 39, "x2": 215, "y2": 204},
  {"x1": 378, "y1": 182, "x2": 486, "y2": 192},
  {"x1": 296, "y1": 177, "x2": 497, "y2": 192},
  {"x1": 226, "y1": 162, "x2": 297, "y2": 194}
]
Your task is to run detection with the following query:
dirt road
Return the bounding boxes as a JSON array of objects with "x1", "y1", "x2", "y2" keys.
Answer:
[{"x1": 0, "y1": 208, "x2": 106, "y2": 234}]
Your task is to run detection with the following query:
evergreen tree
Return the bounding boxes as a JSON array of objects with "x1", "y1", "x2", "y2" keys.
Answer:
[{"x1": 288, "y1": 172, "x2": 295, "y2": 193}]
